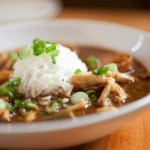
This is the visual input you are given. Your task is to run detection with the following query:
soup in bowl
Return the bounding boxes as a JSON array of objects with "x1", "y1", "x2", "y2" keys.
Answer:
[{"x1": 0, "y1": 20, "x2": 149, "y2": 149}]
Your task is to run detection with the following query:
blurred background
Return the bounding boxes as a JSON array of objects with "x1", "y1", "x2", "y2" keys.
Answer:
[
  {"x1": 0, "y1": 0, "x2": 150, "y2": 32},
  {"x1": 62, "y1": 0, "x2": 150, "y2": 10}
]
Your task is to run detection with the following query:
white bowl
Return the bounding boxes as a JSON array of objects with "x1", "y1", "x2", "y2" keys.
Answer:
[
  {"x1": 0, "y1": 20, "x2": 150, "y2": 149},
  {"x1": 0, "y1": 0, "x2": 62, "y2": 24}
]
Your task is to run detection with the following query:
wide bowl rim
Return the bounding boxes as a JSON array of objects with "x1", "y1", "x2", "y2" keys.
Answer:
[{"x1": 0, "y1": 19, "x2": 150, "y2": 134}]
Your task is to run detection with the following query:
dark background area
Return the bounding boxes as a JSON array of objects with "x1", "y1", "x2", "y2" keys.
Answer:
[{"x1": 61, "y1": 0, "x2": 150, "y2": 10}]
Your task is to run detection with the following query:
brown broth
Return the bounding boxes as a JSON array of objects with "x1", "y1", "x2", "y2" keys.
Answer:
[{"x1": 0, "y1": 46, "x2": 150, "y2": 122}]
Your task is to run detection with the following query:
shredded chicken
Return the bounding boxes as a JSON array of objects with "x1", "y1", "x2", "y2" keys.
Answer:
[
  {"x1": 0, "y1": 70, "x2": 12, "y2": 83},
  {"x1": 70, "y1": 71, "x2": 134, "y2": 106},
  {"x1": 66, "y1": 99, "x2": 88, "y2": 111},
  {"x1": 24, "y1": 110, "x2": 38, "y2": 122},
  {"x1": 96, "y1": 106, "x2": 117, "y2": 112}
]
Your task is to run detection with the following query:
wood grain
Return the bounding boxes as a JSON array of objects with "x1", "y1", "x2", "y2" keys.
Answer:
[{"x1": 56, "y1": 8, "x2": 150, "y2": 150}]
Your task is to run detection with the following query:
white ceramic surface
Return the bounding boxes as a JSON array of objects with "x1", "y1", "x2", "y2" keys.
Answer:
[
  {"x1": 0, "y1": 20, "x2": 150, "y2": 149},
  {"x1": 0, "y1": 0, "x2": 62, "y2": 24}
]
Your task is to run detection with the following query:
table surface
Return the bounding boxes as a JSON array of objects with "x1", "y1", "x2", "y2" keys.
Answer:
[{"x1": 55, "y1": 8, "x2": 150, "y2": 150}]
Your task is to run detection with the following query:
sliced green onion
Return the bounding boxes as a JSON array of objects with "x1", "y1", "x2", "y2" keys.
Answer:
[
  {"x1": 4, "y1": 101, "x2": 14, "y2": 113},
  {"x1": 23, "y1": 99, "x2": 38, "y2": 110},
  {"x1": 90, "y1": 95, "x2": 97, "y2": 102},
  {"x1": 33, "y1": 38, "x2": 40, "y2": 44},
  {"x1": 71, "y1": 92, "x2": 89, "y2": 104},
  {"x1": 52, "y1": 57, "x2": 56, "y2": 64},
  {"x1": 24, "y1": 103, "x2": 38, "y2": 110},
  {"x1": 9, "y1": 53, "x2": 18, "y2": 61},
  {"x1": 86, "y1": 90, "x2": 95, "y2": 94},
  {"x1": 38, "y1": 41, "x2": 46, "y2": 49},
  {"x1": 63, "y1": 104, "x2": 68, "y2": 108},
  {"x1": 45, "y1": 43, "x2": 56, "y2": 53},
  {"x1": 56, "y1": 98, "x2": 61, "y2": 102},
  {"x1": 62, "y1": 98, "x2": 69, "y2": 104},
  {"x1": 52, "y1": 102, "x2": 60, "y2": 108},
  {"x1": 74, "y1": 69, "x2": 82, "y2": 75},
  {"x1": 105, "y1": 63, "x2": 119, "y2": 73},
  {"x1": 0, "y1": 99, "x2": 6, "y2": 109},
  {"x1": 33, "y1": 46, "x2": 44, "y2": 56},
  {"x1": 14, "y1": 100, "x2": 24, "y2": 108},
  {"x1": 8, "y1": 77, "x2": 21, "y2": 87},
  {"x1": 18, "y1": 44, "x2": 32, "y2": 59},
  {"x1": 87, "y1": 56, "x2": 100, "y2": 68},
  {"x1": 50, "y1": 50, "x2": 59, "y2": 58},
  {"x1": 92, "y1": 66, "x2": 109, "y2": 75},
  {"x1": 46, "y1": 107, "x2": 55, "y2": 113}
]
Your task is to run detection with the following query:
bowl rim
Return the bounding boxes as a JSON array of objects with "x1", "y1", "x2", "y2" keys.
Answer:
[{"x1": 0, "y1": 19, "x2": 150, "y2": 134}]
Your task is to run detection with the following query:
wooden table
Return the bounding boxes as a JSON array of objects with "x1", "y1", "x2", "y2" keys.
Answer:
[{"x1": 55, "y1": 8, "x2": 150, "y2": 150}]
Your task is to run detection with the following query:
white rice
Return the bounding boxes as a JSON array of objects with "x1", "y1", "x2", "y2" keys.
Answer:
[{"x1": 11, "y1": 44, "x2": 87, "y2": 98}]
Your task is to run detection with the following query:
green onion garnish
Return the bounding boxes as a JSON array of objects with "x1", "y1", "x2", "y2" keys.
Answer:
[
  {"x1": 45, "y1": 43, "x2": 56, "y2": 53},
  {"x1": 105, "y1": 63, "x2": 119, "y2": 73},
  {"x1": 63, "y1": 104, "x2": 68, "y2": 108},
  {"x1": 9, "y1": 53, "x2": 18, "y2": 61},
  {"x1": 74, "y1": 69, "x2": 82, "y2": 75},
  {"x1": 87, "y1": 56, "x2": 100, "y2": 68},
  {"x1": 4, "y1": 101, "x2": 14, "y2": 113},
  {"x1": 18, "y1": 44, "x2": 33, "y2": 59},
  {"x1": 33, "y1": 38, "x2": 40, "y2": 44},
  {"x1": 0, "y1": 99, "x2": 6, "y2": 109},
  {"x1": 23, "y1": 99, "x2": 38, "y2": 110},
  {"x1": 86, "y1": 90, "x2": 95, "y2": 94},
  {"x1": 92, "y1": 66, "x2": 109, "y2": 75},
  {"x1": 14, "y1": 100, "x2": 24, "y2": 108},
  {"x1": 18, "y1": 38, "x2": 60, "y2": 64},
  {"x1": 90, "y1": 95, "x2": 97, "y2": 102}
]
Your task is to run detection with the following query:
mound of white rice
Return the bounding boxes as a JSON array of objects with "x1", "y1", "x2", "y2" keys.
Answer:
[{"x1": 11, "y1": 44, "x2": 87, "y2": 98}]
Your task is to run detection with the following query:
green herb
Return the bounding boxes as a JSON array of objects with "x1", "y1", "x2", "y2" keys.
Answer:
[
  {"x1": 56, "y1": 98, "x2": 61, "y2": 102},
  {"x1": 90, "y1": 95, "x2": 97, "y2": 102},
  {"x1": 46, "y1": 107, "x2": 55, "y2": 113},
  {"x1": 0, "y1": 99, "x2": 6, "y2": 109},
  {"x1": 86, "y1": 90, "x2": 95, "y2": 94},
  {"x1": 33, "y1": 46, "x2": 44, "y2": 56},
  {"x1": 49, "y1": 50, "x2": 59, "y2": 58},
  {"x1": 16, "y1": 93, "x2": 24, "y2": 98},
  {"x1": 63, "y1": 104, "x2": 68, "y2": 108},
  {"x1": 38, "y1": 41, "x2": 46, "y2": 49},
  {"x1": 18, "y1": 38, "x2": 59, "y2": 64},
  {"x1": 52, "y1": 57, "x2": 56, "y2": 64},
  {"x1": 0, "y1": 88, "x2": 14, "y2": 99},
  {"x1": 8, "y1": 77, "x2": 21, "y2": 87},
  {"x1": 45, "y1": 43, "x2": 56, "y2": 53},
  {"x1": 14, "y1": 100, "x2": 24, "y2": 107},
  {"x1": 51, "y1": 100, "x2": 57, "y2": 103},
  {"x1": 52, "y1": 102, "x2": 60, "y2": 108},
  {"x1": 9, "y1": 53, "x2": 18, "y2": 61},
  {"x1": 24, "y1": 99, "x2": 38, "y2": 110},
  {"x1": 24, "y1": 103, "x2": 38, "y2": 110},
  {"x1": 71, "y1": 92, "x2": 89, "y2": 104},
  {"x1": 87, "y1": 56, "x2": 100, "y2": 68},
  {"x1": 4, "y1": 101, "x2": 14, "y2": 113},
  {"x1": 33, "y1": 38, "x2": 40, "y2": 44},
  {"x1": 74, "y1": 69, "x2": 82, "y2": 75},
  {"x1": 18, "y1": 44, "x2": 33, "y2": 59},
  {"x1": 92, "y1": 66, "x2": 109, "y2": 75},
  {"x1": 62, "y1": 98, "x2": 69, "y2": 104},
  {"x1": 105, "y1": 63, "x2": 119, "y2": 73}
]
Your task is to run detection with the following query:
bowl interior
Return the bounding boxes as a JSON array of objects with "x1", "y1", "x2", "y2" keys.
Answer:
[{"x1": 0, "y1": 19, "x2": 150, "y2": 133}]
